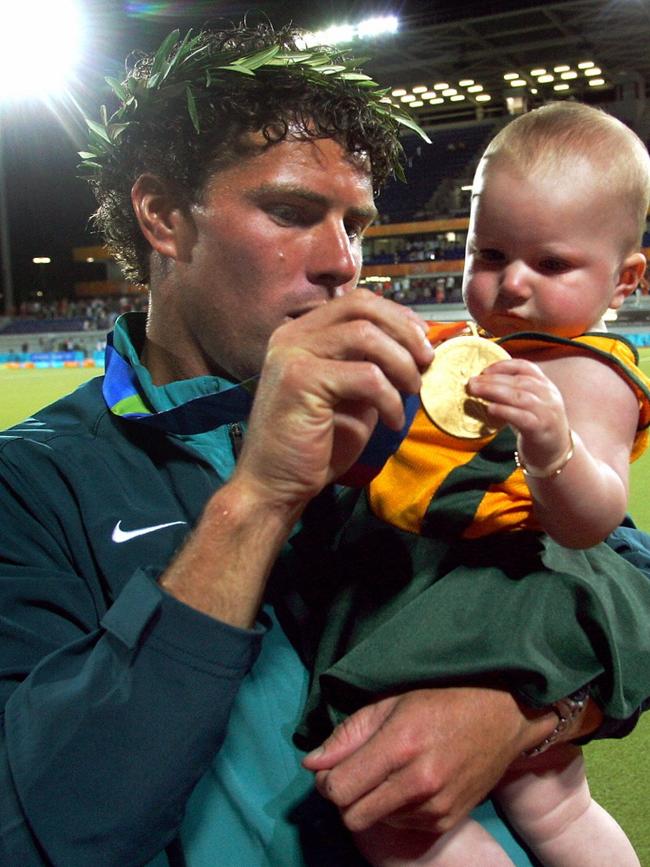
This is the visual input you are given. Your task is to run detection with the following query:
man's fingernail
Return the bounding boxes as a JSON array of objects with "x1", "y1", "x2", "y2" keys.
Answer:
[{"x1": 305, "y1": 746, "x2": 325, "y2": 760}]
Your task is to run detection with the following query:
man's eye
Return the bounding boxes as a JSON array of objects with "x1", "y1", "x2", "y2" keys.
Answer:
[
  {"x1": 268, "y1": 204, "x2": 309, "y2": 225},
  {"x1": 346, "y1": 222, "x2": 366, "y2": 241}
]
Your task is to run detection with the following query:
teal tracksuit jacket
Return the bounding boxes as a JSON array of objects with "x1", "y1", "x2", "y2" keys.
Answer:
[{"x1": 0, "y1": 316, "x2": 645, "y2": 865}]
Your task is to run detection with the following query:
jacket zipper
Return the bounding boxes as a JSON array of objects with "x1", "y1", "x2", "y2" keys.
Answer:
[{"x1": 229, "y1": 421, "x2": 244, "y2": 460}]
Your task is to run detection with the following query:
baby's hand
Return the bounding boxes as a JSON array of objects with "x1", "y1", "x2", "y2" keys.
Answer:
[{"x1": 467, "y1": 358, "x2": 571, "y2": 472}]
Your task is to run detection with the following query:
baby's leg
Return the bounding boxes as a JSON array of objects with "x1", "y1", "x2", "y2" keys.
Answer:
[
  {"x1": 495, "y1": 743, "x2": 640, "y2": 867},
  {"x1": 354, "y1": 817, "x2": 515, "y2": 866}
]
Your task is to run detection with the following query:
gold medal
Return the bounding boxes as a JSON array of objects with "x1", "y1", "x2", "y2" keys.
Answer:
[{"x1": 420, "y1": 332, "x2": 510, "y2": 439}]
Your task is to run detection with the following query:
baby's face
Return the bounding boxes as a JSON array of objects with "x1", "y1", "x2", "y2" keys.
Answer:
[{"x1": 462, "y1": 158, "x2": 639, "y2": 338}]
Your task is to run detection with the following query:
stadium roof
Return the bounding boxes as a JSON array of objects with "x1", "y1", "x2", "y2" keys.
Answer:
[{"x1": 354, "y1": 0, "x2": 650, "y2": 126}]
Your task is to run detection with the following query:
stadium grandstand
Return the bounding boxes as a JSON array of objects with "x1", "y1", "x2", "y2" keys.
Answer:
[{"x1": 2, "y1": 0, "x2": 650, "y2": 368}]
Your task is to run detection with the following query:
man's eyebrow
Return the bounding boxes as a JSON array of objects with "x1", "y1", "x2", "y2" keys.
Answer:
[{"x1": 247, "y1": 183, "x2": 378, "y2": 222}]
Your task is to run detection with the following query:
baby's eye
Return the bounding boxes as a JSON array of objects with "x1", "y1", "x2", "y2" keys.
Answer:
[
  {"x1": 539, "y1": 258, "x2": 571, "y2": 274},
  {"x1": 475, "y1": 248, "x2": 505, "y2": 264}
]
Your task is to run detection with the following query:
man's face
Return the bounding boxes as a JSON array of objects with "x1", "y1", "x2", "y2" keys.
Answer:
[{"x1": 155, "y1": 135, "x2": 377, "y2": 383}]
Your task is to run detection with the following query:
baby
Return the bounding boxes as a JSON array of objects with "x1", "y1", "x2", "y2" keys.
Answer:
[{"x1": 300, "y1": 101, "x2": 650, "y2": 866}]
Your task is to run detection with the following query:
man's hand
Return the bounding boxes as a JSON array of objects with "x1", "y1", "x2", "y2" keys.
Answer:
[
  {"x1": 234, "y1": 291, "x2": 433, "y2": 519},
  {"x1": 303, "y1": 686, "x2": 559, "y2": 834},
  {"x1": 161, "y1": 292, "x2": 432, "y2": 628}
]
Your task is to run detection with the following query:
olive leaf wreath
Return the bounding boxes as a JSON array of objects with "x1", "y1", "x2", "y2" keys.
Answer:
[{"x1": 79, "y1": 28, "x2": 430, "y2": 181}]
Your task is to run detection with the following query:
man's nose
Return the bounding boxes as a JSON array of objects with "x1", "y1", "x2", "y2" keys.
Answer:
[{"x1": 308, "y1": 219, "x2": 359, "y2": 293}]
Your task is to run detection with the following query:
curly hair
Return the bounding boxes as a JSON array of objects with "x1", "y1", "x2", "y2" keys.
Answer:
[{"x1": 88, "y1": 22, "x2": 406, "y2": 284}]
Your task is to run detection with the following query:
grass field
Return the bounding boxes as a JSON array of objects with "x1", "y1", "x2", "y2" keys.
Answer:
[{"x1": 1, "y1": 356, "x2": 650, "y2": 864}]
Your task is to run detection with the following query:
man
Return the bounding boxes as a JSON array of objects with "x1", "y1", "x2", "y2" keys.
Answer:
[{"x1": 0, "y1": 22, "x2": 641, "y2": 866}]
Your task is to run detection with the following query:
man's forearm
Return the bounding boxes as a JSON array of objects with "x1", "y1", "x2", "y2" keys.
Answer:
[{"x1": 160, "y1": 477, "x2": 302, "y2": 628}]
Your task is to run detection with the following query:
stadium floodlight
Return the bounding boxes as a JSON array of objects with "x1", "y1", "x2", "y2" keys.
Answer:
[
  {"x1": 538, "y1": 74, "x2": 555, "y2": 83},
  {"x1": 309, "y1": 23, "x2": 356, "y2": 45},
  {"x1": 306, "y1": 14, "x2": 399, "y2": 46},
  {"x1": 392, "y1": 88, "x2": 407, "y2": 97},
  {"x1": 475, "y1": 94, "x2": 492, "y2": 102},
  {"x1": 442, "y1": 88, "x2": 457, "y2": 96},
  {"x1": 412, "y1": 86, "x2": 428, "y2": 93},
  {"x1": 434, "y1": 83, "x2": 449, "y2": 90},
  {"x1": 578, "y1": 61, "x2": 595, "y2": 69},
  {"x1": 0, "y1": 0, "x2": 84, "y2": 315},
  {"x1": 357, "y1": 15, "x2": 399, "y2": 38},
  {"x1": 553, "y1": 65, "x2": 571, "y2": 73},
  {"x1": 459, "y1": 79, "x2": 474, "y2": 87},
  {"x1": 0, "y1": 0, "x2": 84, "y2": 101},
  {"x1": 32, "y1": 257, "x2": 51, "y2": 265},
  {"x1": 554, "y1": 83, "x2": 570, "y2": 91},
  {"x1": 561, "y1": 71, "x2": 578, "y2": 80},
  {"x1": 588, "y1": 78, "x2": 606, "y2": 87},
  {"x1": 530, "y1": 68, "x2": 546, "y2": 76},
  {"x1": 510, "y1": 80, "x2": 527, "y2": 87},
  {"x1": 503, "y1": 72, "x2": 520, "y2": 81},
  {"x1": 467, "y1": 85, "x2": 483, "y2": 93},
  {"x1": 584, "y1": 67, "x2": 602, "y2": 76}
]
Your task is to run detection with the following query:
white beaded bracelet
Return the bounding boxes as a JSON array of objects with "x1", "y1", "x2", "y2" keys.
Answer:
[
  {"x1": 523, "y1": 689, "x2": 590, "y2": 756},
  {"x1": 514, "y1": 430, "x2": 576, "y2": 479}
]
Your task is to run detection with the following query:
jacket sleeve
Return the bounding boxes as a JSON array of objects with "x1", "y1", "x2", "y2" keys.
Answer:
[{"x1": 0, "y1": 456, "x2": 264, "y2": 866}]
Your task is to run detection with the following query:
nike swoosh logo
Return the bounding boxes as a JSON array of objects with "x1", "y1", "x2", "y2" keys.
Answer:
[{"x1": 112, "y1": 520, "x2": 187, "y2": 543}]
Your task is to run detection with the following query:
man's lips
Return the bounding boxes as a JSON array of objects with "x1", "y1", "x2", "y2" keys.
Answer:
[{"x1": 285, "y1": 301, "x2": 329, "y2": 320}]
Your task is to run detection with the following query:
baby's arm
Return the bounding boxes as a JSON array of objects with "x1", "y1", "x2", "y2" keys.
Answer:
[
  {"x1": 467, "y1": 353, "x2": 638, "y2": 547},
  {"x1": 494, "y1": 744, "x2": 640, "y2": 867}
]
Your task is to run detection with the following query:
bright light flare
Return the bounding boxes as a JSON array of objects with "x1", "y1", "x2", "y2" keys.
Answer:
[
  {"x1": 305, "y1": 14, "x2": 399, "y2": 46},
  {"x1": 357, "y1": 15, "x2": 398, "y2": 38},
  {"x1": 0, "y1": 0, "x2": 85, "y2": 102}
]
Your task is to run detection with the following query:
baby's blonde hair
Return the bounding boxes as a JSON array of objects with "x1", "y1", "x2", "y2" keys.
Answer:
[{"x1": 481, "y1": 101, "x2": 650, "y2": 250}]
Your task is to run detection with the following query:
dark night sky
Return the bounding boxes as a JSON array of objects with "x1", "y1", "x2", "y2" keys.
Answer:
[
  {"x1": 2, "y1": 0, "x2": 410, "y2": 303},
  {"x1": 0, "y1": 0, "x2": 543, "y2": 304}
]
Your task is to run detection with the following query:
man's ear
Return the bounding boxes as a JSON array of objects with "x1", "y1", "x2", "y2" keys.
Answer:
[
  {"x1": 610, "y1": 252, "x2": 647, "y2": 309},
  {"x1": 131, "y1": 173, "x2": 194, "y2": 262}
]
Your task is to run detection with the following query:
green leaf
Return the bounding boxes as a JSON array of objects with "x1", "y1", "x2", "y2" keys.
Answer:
[
  {"x1": 79, "y1": 159, "x2": 103, "y2": 170},
  {"x1": 180, "y1": 43, "x2": 212, "y2": 68},
  {"x1": 125, "y1": 77, "x2": 141, "y2": 95},
  {"x1": 186, "y1": 86, "x2": 200, "y2": 133},
  {"x1": 218, "y1": 63, "x2": 255, "y2": 76},
  {"x1": 107, "y1": 123, "x2": 129, "y2": 142},
  {"x1": 377, "y1": 105, "x2": 431, "y2": 143},
  {"x1": 172, "y1": 27, "x2": 195, "y2": 66},
  {"x1": 317, "y1": 65, "x2": 347, "y2": 75},
  {"x1": 86, "y1": 118, "x2": 111, "y2": 143},
  {"x1": 78, "y1": 151, "x2": 98, "y2": 159},
  {"x1": 236, "y1": 45, "x2": 281, "y2": 70},
  {"x1": 151, "y1": 29, "x2": 180, "y2": 77},
  {"x1": 105, "y1": 76, "x2": 127, "y2": 101},
  {"x1": 339, "y1": 72, "x2": 373, "y2": 81}
]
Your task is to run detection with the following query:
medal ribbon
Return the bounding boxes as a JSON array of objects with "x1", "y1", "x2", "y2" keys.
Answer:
[
  {"x1": 102, "y1": 329, "x2": 419, "y2": 482},
  {"x1": 102, "y1": 332, "x2": 256, "y2": 433}
]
